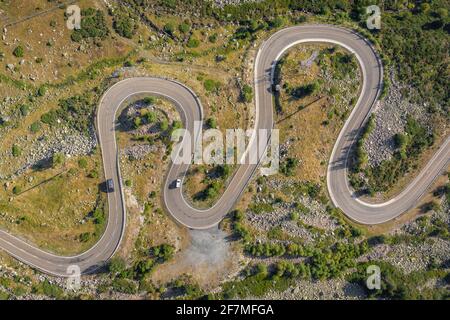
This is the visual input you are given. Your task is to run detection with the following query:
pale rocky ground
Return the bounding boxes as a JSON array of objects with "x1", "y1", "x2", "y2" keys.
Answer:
[
  {"x1": 212, "y1": 0, "x2": 261, "y2": 9},
  {"x1": 251, "y1": 278, "x2": 366, "y2": 300},
  {"x1": 364, "y1": 70, "x2": 431, "y2": 166},
  {"x1": 361, "y1": 238, "x2": 449, "y2": 274},
  {"x1": 248, "y1": 179, "x2": 339, "y2": 244},
  {"x1": 361, "y1": 201, "x2": 450, "y2": 275},
  {"x1": 151, "y1": 227, "x2": 242, "y2": 290}
]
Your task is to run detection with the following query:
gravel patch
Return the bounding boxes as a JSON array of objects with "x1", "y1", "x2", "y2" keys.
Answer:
[{"x1": 184, "y1": 227, "x2": 231, "y2": 266}]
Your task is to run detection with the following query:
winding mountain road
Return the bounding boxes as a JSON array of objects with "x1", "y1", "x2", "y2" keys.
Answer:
[{"x1": 0, "y1": 25, "x2": 448, "y2": 277}]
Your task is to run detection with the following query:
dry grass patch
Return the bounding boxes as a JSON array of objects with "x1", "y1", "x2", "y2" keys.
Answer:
[
  {"x1": 1, "y1": 0, "x2": 131, "y2": 85},
  {"x1": 276, "y1": 44, "x2": 360, "y2": 182},
  {"x1": 0, "y1": 153, "x2": 105, "y2": 255}
]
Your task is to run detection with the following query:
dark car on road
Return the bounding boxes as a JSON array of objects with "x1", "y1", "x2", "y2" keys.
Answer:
[{"x1": 106, "y1": 179, "x2": 114, "y2": 193}]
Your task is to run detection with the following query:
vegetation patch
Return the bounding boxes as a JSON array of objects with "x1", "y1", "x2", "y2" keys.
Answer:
[
  {"x1": 350, "y1": 116, "x2": 434, "y2": 194},
  {"x1": 71, "y1": 8, "x2": 110, "y2": 42}
]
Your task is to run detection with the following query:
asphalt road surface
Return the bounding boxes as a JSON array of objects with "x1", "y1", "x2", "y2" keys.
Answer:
[{"x1": 0, "y1": 25, "x2": 448, "y2": 276}]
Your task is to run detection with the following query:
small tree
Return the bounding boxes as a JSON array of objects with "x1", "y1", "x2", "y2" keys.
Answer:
[
  {"x1": 206, "y1": 117, "x2": 217, "y2": 129},
  {"x1": 92, "y1": 207, "x2": 105, "y2": 225},
  {"x1": 394, "y1": 133, "x2": 408, "y2": 148},
  {"x1": 163, "y1": 22, "x2": 175, "y2": 35}
]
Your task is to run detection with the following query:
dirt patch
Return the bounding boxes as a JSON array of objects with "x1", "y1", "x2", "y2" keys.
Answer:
[
  {"x1": 115, "y1": 189, "x2": 143, "y2": 261},
  {"x1": 151, "y1": 227, "x2": 240, "y2": 289}
]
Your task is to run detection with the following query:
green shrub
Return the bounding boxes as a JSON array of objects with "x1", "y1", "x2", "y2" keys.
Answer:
[
  {"x1": 19, "y1": 104, "x2": 29, "y2": 116},
  {"x1": 32, "y1": 280, "x2": 64, "y2": 299},
  {"x1": 280, "y1": 158, "x2": 298, "y2": 176},
  {"x1": 294, "y1": 202, "x2": 310, "y2": 214},
  {"x1": 234, "y1": 222, "x2": 251, "y2": 242},
  {"x1": 78, "y1": 158, "x2": 88, "y2": 169},
  {"x1": 145, "y1": 111, "x2": 157, "y2": 123},
  {"x1": 37, "y1": 85, "x2": 47, "y2": 97},
  {"x1": 310, "y1": 241, "x2": 369, "y2": 280},
  {"x1": 113, "y1": 13, "x2": 138, "y2": 38},
  {"x1": 269, "y1": 17, "x2": 284, "y2": 29},
  {"x1": 249, "y1": 202, "x2": 273, "y2": 214},
  {"x1": 112, "y1": 278, "x2": 138, "y2": 294},
  {"x1": 203, "y1": 79, "x2": 221, "y2": 92},
  {"x1": 108, "y1": 257, "x2": 127, "y2": 275},
  {"x1": 187, "y1": 37, "x2": 200, "y2": 48},
  {"x1": 289, "y1": 211, "x2": 300, "y2": 221},
  {"x1": 92, "y1": 207, "x2": 105, "y2": 225},
  {"x1": 30, "y1": 122, "x2": 41, "y2": 133},
  {"x1": 206, "y1": 117, "x2": 217, "y2": 129},
  {"x1": 52, "y1": 152, "x2": 65, "y2": 168},
  {"x1": 290, "y1": 81, "x2": 319, "y2": 99},
  {"x1": 48, "y1": 94, "x2": 94, "y2": 134},
  {"x1": 79, "y1": 232, "x2": 91, "y2": 242},
  {"x1": 40, "y1": 110, "x2": 58, "y2": 126},
  {"x1": 349, "y1": 261, "x2": 448, "y2": 300},
  {"x1": 0, "y1": 290, "x2": 10, "y2": 300},
  {"x1": 245, "y1": 242, "x2": 286, "y2": 257},
  {"x1": 357, "y1": 116, "x2": 434, "y2": 193},
  {"x1": 143, "y1": 96, "x2": 156, "y2": 105},
  {"x1": 330, "y1": 52, "x2": 356, "y2": 79},
  {"x1": 255, "y1": 263, "x2": 268, "y2": 277},
  {"x1": 151, "y1": 244, "x2": 175, "y2": 262},
  {"x1": 88, "y1": 170, "x2": 98, "y2": 179},
  {"x1": 159, "y1": 119, "x2": 169, "y2": 131},
  {"x1": 163, "y1": 22, "x2": 175, "y2": 35},
  {"x1": 133, "y1": 259, "x2": 155, "y2": 279},
  {"x1": 241, "y1": 84, "x2": 253, "y2": 103},
  {"x1": 13, "y1": 45, "x2": 24, "y2": 57},
  {"x1": 12, "y1": 144, "x2": 21, "y2": 157},
  {"x1": 179, "y1": 22, "x2": 191, "y2": 33},
  {"x1": 133, "y1": 116, "x2": 142, "y2": 128},
  {"x1": 172, "y1": 120, "x2": 182, "y2": 130},
  {"x1": 267, "y1": 226, "x2": 284, "y2": 239},
  {"x1": 12, "y1": 186, "x2": 21, "y2": 195},
  {"x1": 208, "y1": 33, "x2": 218, "y2": 43}
]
